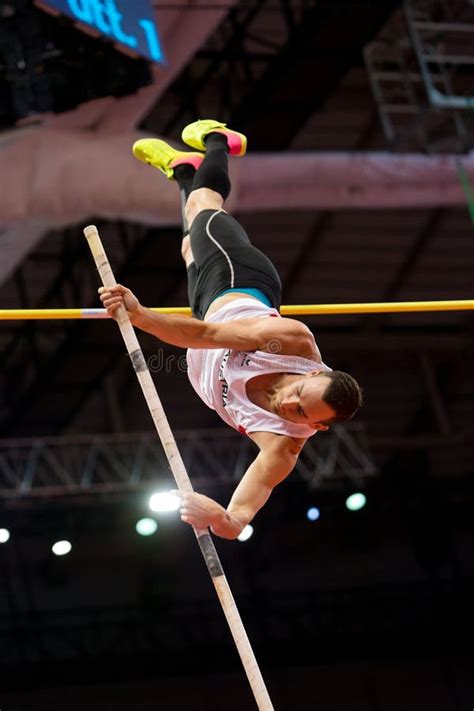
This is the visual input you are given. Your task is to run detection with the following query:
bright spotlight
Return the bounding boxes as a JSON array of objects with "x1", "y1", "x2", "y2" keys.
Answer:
[
  {"x1": 149, "y1": 492, "x2": 180, "y2": 513},
  {"x1": 237, "y1": 524, "x2": 253, "y2": 542},
  {"x1": 307, "y1": 507, "x2": 320, "y2": 521},
  {"x1": 346, "y1": 493, "x2": 367, "y2": 511},
  {"x1": 0, "y1": 528, "x2": 10, "y2": 543},
  {"x1": 136, "y1": 517, "x2": 158, "y2": 536},
  {"x1": 52, "y1": 540, "x2": 72, "y2": 556}
]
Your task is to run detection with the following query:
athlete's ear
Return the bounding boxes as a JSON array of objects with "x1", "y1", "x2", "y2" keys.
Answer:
[{"x1": 314, "y1": 423, "x2": 329, "y2": 431}]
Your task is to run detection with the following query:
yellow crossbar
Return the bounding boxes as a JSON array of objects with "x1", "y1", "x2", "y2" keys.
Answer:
[{"x1": 0, "y1": 300, "x2": 473, "y2": 320}]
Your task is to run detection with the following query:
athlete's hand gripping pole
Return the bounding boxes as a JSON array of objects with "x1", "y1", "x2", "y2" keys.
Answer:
[{"x1": 83, "y1": 225, "x2": 274, "y2": 711}]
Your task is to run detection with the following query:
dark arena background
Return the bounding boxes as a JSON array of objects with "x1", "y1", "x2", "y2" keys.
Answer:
[{"x1": 0, "y1": 1, "x2": 473, "y2": 709}]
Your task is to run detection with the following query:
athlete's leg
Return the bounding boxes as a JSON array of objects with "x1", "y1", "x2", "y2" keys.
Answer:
[
  {"x1": 184, "y1": 133, "x2": 230, "y2": 227},
  {"x1": 132, "y1": 124, "x2": 240, "y2": 261},
  {"x1": 178, "y1": 132, "x2": 282, "y2": 319},
  {"x1": 131, "y1": 139, "x2": 205, "y2": 306},
  {"x1": 173, "y1": 131, "x2": 232, "y2": 279},
  {"x1": 174, "y1": 132, "x2": 239, "y2": 271}
]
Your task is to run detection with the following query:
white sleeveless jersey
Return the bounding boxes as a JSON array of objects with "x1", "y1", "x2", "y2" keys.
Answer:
[{"x1": 186, "y1": 298, "x2": 332, "y2": 438}]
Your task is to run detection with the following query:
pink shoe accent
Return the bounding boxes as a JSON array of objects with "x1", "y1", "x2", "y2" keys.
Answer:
[
  {"x1": 170, "y1": 154, "x2": 204, "y2": 171},
  {"x1": 213, "y1": 129, "x2": 245, "y2": 156}
]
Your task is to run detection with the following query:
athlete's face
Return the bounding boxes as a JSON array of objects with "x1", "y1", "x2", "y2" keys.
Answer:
[{"x1": 276, "y1": 372, "x2": 335, "y2": 430}]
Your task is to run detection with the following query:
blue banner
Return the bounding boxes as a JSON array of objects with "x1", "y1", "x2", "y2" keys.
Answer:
[{"x1": 38, "y1": 0, "x2": 164, "y2": 63}]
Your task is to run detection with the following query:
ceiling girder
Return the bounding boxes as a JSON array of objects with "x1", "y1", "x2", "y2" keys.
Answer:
[{"x1": 230, "y1": 1, "x2": 400, "y2": 149}]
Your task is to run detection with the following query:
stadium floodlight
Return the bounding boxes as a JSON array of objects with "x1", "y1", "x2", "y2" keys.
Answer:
[
  {"x1": 307, "y1": 507, "x2": 321, "y2": 521},
  {"x1": 136, "y1": 517, "x2": 158, "y2": 536},
  {"x1": 149, "y1": 492, "x2": 180, "y2": 513},
  {"x1": 345, "y1": 493, "x2": 367, "y2": 511},
  {"x1": 52, "y1": 540, "x2": 72, "y2": 556},
  {"x1": 237, "y1": 525, "x2": 254, "y2": 542}
]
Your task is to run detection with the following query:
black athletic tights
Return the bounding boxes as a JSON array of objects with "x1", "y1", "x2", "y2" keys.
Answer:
[{"x1": 186, "y1": 209, "x2": 282, "y2": 319}]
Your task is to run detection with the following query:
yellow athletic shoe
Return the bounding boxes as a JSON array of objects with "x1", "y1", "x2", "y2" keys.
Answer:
[
  {"x1": 132, "y1": 138, "x2": 204, "y2": 179},
  {"x1": 181, "y1": 119, "x2": 247, "y2": 157}
]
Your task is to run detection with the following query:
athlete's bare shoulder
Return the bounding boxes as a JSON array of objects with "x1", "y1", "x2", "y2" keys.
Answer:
[{"x1": 274, "y1": 317, "x2": 323, "y2": 362}]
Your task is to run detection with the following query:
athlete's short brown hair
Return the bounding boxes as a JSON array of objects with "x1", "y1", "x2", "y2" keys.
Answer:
[{"x1": 321, "y1": 370, "x2": 363, "y2": 423}]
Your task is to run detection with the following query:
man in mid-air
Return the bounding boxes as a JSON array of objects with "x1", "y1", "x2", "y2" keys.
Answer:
[{"x1": 100, "y1": 120, "x2": 363, "y2": 539}]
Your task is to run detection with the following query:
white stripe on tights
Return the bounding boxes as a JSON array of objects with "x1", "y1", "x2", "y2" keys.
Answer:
[{"x1": 205, "y1": 210, "x2": 235, "y2": 288}]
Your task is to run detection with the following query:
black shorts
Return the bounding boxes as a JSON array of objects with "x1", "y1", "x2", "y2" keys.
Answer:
[{"x1": 187, "y1": 209, "x2": 282, "y2": 320}]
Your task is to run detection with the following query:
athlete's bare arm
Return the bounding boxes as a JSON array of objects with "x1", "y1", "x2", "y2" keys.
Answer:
[
  {"x1": 173, "y1": 432, "x2": 306, "y2": 539},
  {"x1": 99, "y1": 284, "x2": 320, "y2": 359}
]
